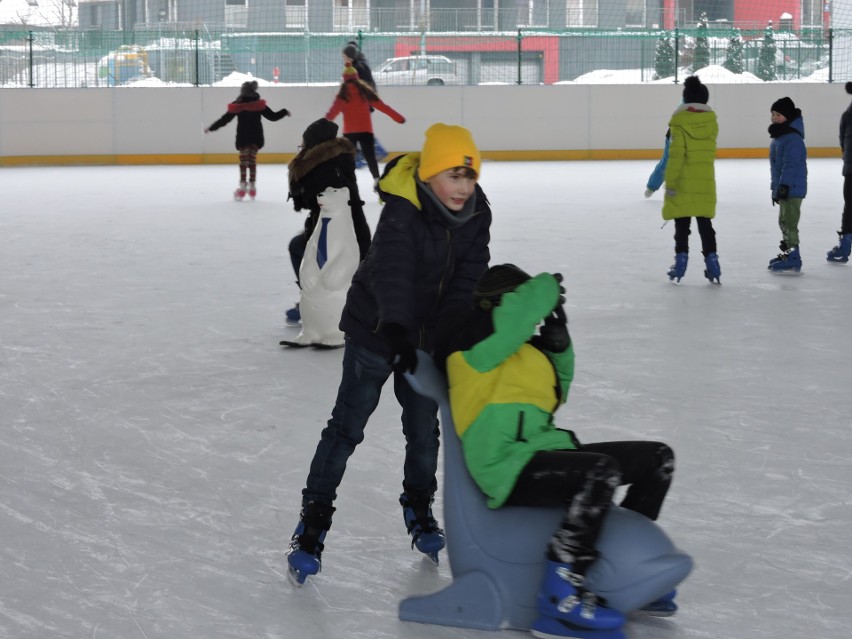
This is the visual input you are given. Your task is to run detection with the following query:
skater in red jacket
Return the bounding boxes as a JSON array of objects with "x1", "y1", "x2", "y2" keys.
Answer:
[
  {"x1": 325, "y1": 66, "x2": 405, "y2": 190},
  {"x1": 205, "y1": 80, "x2": 290, "y2": 200}
]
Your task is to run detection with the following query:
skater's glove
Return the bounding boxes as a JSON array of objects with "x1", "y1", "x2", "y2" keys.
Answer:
[
  {"x1": 777, "y1": 184, "x2": 790, "y2": 201},
  {"x1": 535, "y1": 303, "x2": 571, "y2": 353},
  {"x1": 382, "y1": 323, "x2": 418, "y2": 374},
  {"x1": 771, "y1": 194, "x2": 778, "y2": 206}
]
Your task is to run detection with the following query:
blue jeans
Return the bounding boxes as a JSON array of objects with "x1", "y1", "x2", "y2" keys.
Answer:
[{"x1": 302, "y1": 338, "x2": 440, "y2": 507}]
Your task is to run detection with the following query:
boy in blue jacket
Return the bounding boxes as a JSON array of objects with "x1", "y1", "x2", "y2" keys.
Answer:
[{"x1": 768, "y1": 97, "x2": 808, "y2": 273}]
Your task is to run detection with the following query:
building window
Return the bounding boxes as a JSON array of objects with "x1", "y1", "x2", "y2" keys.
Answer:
[
  {"x1": 334, "y1": 0, "x2": 369, "y2": 31},
  {"x1": 566, "y1": 0, "x2": 597, "y2": 27},
  {"x1": 625, "y1": 0, "x2": 645, "y2": 26},
  {"x1": 226, "y1": 0, "x2": 249, "y2": 28},
  {"x1": 286, "y1": 0, "x2": 307, "y2": 28}
]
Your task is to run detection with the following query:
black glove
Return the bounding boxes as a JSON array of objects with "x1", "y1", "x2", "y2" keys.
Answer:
[
  {"x1": 777, "y1": 184, "x2": 789, "y2": 201},
  {"x1": 382, "y1": 323, "x2": 417, "y2": 374},
  {"x1": 537, "y1": 304, "x2": 571, "y2": 353},
  {"x1": 771, "y1": 194, "x2": 777, "y2": 206}
]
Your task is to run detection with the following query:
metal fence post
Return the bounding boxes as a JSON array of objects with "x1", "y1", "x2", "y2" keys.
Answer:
[
  {"x1": 28, "y1": 30, "x2": 35, "y2": 88},
  {"x1": 194, "y1": 30, "x2": 200, "y2": 87},
  {"x1": 674, "y1": 28, "x2": 679, "y2": 84},
  {"x1": 828, "y1": 28, "x2": 834, "y2": 84},
  {"x1": 517, "y1": 29, "x2": 522, "y2": 85}
]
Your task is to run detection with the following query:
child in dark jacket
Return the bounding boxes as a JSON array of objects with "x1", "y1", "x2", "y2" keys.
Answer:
[
  {"x1": 827, "y1": 83, "x2": 852, "y2": 263},
  {"x1": 286, "y1": 124, "x2": 491, "y2": 586},
  {"x1": 767, "y1": 97, "x2": 807, "y2": 273},
  {"x1": 284, "y1": 118, "x2": 372, "y2": 325},
  {"x1": 439, "y1": 264, "x2": 677, "y2": 636},
  {"x1": 325, "y1": 66, "x2": 405, "y2": 188},
  {"x1": 205, "y1": 80, "x2": 290, "y2": 200}
]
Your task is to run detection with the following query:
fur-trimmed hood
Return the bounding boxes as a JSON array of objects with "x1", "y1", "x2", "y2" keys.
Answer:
[{"x1": 288, "y1": 137, "x2": 356, "y2": 187}]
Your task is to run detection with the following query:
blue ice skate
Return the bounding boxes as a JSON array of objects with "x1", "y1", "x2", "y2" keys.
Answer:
[
  {"x1": 531, "y1": 615, "x2": 626, "y2": 639},
  {"x1": 286, "y1": 503, "x2": 334, "y2": 586},
  {"x1": 826, "y1": 232, "x2": 852, "y2": 263},
  {"x1": 768, "y1": 246, "x2": 802, "y2": 273},
  {"x1": 703, "y1": 252, "x2": 721, "y2": 284},
  {"x1": 287, "y1": 523, "x2": 326, "y2": 586},
  {"x1": 667, "y1": 253, "x2": 688, "y2": 283},
  {"x1": 534, "y1": 560, "x2": 625, "y2": 636},
  {"x1": 285, "y1": 303, "x2": 301, "y2": 326},
  {"x1": 639, "y1": 589, "x2": 678, "y2": 617},
  {"x1": 400, "y1": 491, "x2": 446, "y2": 565}
]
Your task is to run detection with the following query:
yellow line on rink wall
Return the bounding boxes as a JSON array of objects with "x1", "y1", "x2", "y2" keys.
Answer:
[{"x1": 0, "y1": 148, "x2": 840, "y2": 167}]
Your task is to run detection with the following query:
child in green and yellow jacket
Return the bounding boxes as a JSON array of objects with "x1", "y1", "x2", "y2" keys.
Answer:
[{"x1": 439, "y1": 264, "x2": 676, "y2": 636}]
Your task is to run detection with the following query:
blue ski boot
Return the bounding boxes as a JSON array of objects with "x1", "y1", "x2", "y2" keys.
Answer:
[
  {"x1": 400, "y1": 491, "x2": 445, "y2": 564},
  {"x1": 532, "y1": 560, "x2": 626, "y2": 638},
  {"x1": 827, "y1": 232, "x2": 852, "y2": 263},
  {"x1": 703, "y1": 252, "x2": 721, "y2": 284},
  {"x1": 286, "y1": 502, "x2": 334, "y2": 586},
  {"x1": 667, "y1": 252, "x2": 688, "y2": 283},
  {"x1": 640, "y1": 589, "x2": 678, "y2": 617},
  {"x1": 768, "y1": 246, "x2": 802, "y2": 273}
]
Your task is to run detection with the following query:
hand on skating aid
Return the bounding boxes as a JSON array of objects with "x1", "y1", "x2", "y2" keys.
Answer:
[
  {"x1": 535, "y1": 304, "x2": 571, "y2": 353},
  {"x1": 382, "y1": 323, "x2": 418, "y2": 374}
]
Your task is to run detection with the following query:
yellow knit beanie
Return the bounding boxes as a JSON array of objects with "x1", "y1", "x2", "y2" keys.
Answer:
[{"x1": 417, "y1": 123, "x2": 481, "y2": 182}]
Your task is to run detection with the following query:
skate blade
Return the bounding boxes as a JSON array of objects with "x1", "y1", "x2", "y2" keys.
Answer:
[
  {"x1": 287, "y1": 566, "x2": 308, "y2": 587},
  {"x1": 312, "y1": 343, "x2": 344, "y2": 350},
  {"x1": 531, "y1": 616, "x2": 625, "y2": 639},
  {"x1": 826, "y1": 258, "x2": 849, "y2": 264},
  {"x1": 280, "y1": 340, "x2": 311, "y2": 348},
  {"x1": 769, "y1": 268, "x2": 803, "y2": 275}
]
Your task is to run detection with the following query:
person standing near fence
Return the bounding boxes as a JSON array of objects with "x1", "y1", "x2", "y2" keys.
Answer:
[
  {"x1": 827, "y1": 82, "x2": 852, "y2": 263},
  {"x1": 325, "y1": 66, "x2": 405, "y2": 192},
  {"x1": 204, "y1": 80, "x2": 290, "y2": 201},
  {"x1": 767, "y1": 97, "x2": 807, "y2": 274}
]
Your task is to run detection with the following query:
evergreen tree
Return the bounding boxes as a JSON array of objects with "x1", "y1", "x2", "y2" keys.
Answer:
[
  {"x1": 693, "y1": 12, "x2": 710, "y2": 72},
  {"x1": 756, "y1": 21, "x2": 777, "y2": 81},
  {"x1": 723, "y1": 28, "x2": 744, "y2": 74},
  {"x1": 654, "y1": 32, "x2": 676, "y2": 80}
]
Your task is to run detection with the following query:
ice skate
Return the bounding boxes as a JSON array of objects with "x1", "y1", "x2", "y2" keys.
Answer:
[
  {"x1": 400, "y1": 491, "x2": 445, "y2": 565},
  {"x1": 285, "y1": 303, "x2": 301, "y2": 326},
  {"x1": 826, "y1": 232, "x2": 852, "y2": 263},
  {"x1": 233, "y1": 181, "x2": 247, "y2": 201},
  {"x1": 768, "y1": 246, "x2": 802, "y2": 273},
  {"x1": 639, "y1": 589, "x2": 678, "y2": 617},
  {"x1": 286, "y1": 503, "x2": 334, "y2": 586},
  {"x1": 703, "y1": 252, "x2": 721, "y2": 284},
  {"x1": 532, "y1": 560, "x2": 625, "y2": 638},
  {"x1": 247, "y1": 181, "x2": 257, "y2": 200},
  {"x1": 667, "y1": 253, "x2": 688, "y2": 283}
]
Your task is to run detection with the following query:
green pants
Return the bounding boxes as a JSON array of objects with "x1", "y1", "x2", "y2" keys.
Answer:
[{"x1": 778, "y1": 198, "x2": 802, "y2": 247}]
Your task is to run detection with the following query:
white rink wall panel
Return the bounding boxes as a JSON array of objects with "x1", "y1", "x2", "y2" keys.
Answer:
[{"x1": 1, "y1": 84, "x2": 850, "y2": 162}]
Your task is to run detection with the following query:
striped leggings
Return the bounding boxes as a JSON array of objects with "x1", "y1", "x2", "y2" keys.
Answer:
[{"x1": 238, "y1": 146, "x2": 259, "y2": 183}]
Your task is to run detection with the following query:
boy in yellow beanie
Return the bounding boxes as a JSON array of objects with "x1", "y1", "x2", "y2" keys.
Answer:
[{"x1": 287, "y1": 123, "x2": 491, "y2": 585}]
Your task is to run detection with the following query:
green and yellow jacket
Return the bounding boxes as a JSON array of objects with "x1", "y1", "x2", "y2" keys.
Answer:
[
  {"x1": 445, "y1": 274, "x2": 576, "y2": 508},
  {"x1": 662, "y1": 103, "x2": 718, "y2": 220}
]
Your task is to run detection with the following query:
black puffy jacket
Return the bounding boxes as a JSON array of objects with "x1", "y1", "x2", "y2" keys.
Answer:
[{"x1": 339, "y1": 153, "x2": 491, "y2": 358}]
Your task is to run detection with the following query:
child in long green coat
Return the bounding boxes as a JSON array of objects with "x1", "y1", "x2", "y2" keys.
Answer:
[{"x1": 662, "y1": 75, "x2": 721, "y2": 284}]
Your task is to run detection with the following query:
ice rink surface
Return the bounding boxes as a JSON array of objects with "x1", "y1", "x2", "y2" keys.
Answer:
[{"x1": 1, "y1": 159, "x2": 850, "y2": 639}]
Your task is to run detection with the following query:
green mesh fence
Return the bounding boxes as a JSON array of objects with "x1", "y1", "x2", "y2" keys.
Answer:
[{"x1": 0, "y1": 23, "x2": 848, "y2": 88}]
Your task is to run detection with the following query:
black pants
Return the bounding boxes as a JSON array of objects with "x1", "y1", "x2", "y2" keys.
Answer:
[
  {"x1": 504, "y1": 441, "x2": 674, "y2": 571},
  {"x1": 674, "y1": 216, "x2": 717, "y2": 255},
  {"x1": 344, "y1": 132, "x2": 380, "y2": 179},
  {"x1": 842, "y1": 174, "x2": 852, "y2": 235},
  {"x1": 289, "y1": 232, "x2": 307, "y2": 287}
]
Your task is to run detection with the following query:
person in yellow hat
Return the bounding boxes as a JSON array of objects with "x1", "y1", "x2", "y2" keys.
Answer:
[{"x1": 286, "y1": 123, "x2": 492, "y2": 586}]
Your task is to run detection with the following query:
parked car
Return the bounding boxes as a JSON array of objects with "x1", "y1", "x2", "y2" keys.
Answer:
[{"x1": 374, "y1": 55, "x2": 459, "y2": 86}]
